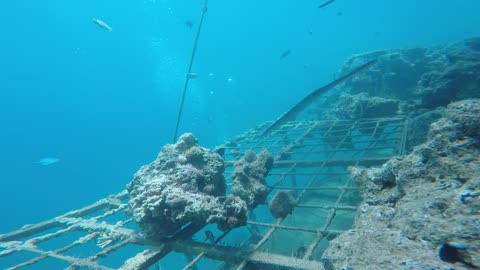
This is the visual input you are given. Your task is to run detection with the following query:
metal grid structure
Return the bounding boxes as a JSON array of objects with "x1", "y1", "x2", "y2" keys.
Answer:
[{"x1": 0, "y1": 117, "x2": 408, "y2": 270}]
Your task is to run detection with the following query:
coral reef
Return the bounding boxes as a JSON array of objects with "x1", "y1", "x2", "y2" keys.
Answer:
[
  {"x1": 338, "y1": 47, "x2": 448, "y2": 101},
  {"x1": 419, "y1": 49, "x2": 480, "y2": 108},
  {"x1": 268, "y1": 190, "x2": 297, "y2": 218},
  {"x1": 126, "y1": 133, "x2": 248, "y2": 240},
  {"x1": 309, "y1": 39, "x2": 480, "y2": 150},
  {"x1": 322, "y1": 100, "x2": 480, "y2": 269},
  {"x1": 333, "y1": 93, "x2": 399, "y2": 120},
  {"x1": 230, "y1": 150, "x2": 274, "y2": 209}
]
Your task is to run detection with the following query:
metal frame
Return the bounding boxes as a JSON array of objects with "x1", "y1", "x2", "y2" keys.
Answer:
[{"x1": 0, "y1": 117, "x2": 407, "y2": 270}]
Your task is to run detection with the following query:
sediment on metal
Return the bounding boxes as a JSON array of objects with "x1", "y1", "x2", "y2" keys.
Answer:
[{"x1": 0, "y1": 117, "x2": 407, "y2": 270}]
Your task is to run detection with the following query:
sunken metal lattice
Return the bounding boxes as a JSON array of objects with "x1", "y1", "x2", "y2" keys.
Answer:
[{"x1": 0, "y1": 117, "x2": 408, "y2": 270}]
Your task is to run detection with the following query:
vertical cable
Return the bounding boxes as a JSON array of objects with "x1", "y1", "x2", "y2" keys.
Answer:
[{"x1": 172, "y1": 0, "x2": 209, "y2": 142}]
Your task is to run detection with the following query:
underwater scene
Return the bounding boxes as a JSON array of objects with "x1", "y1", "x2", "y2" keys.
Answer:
[{"x1": 1, "y1": 0, "x2": 480, "y2": 269}]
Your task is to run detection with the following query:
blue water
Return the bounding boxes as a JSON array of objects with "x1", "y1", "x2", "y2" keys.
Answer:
[{"x1": 0, "y1": 0, "x2": 478, "y2": 240}]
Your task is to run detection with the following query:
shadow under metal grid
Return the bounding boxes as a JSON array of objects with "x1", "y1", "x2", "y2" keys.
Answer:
[{"x1": 0, "y1": 117, "x2": 408, "y2": 270}]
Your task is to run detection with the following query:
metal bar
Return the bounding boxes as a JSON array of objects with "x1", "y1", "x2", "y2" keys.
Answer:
[
  {"x1": 296, "y1": 204, "x2": 357, "y2": 211},
  {"x1": 220, "y1": 137, "x2": 401, "y2": 150},
  {"x1": 0, "y1": 117, "x2": 409, "y2": 270},
  {"x1": 398, "y1": 118, "x2": 410, "y2": 155},
  {"x1": 181, "y1": 230, "x2": 230, "y2": 270},
  {"x1": 273, "y1": 157, "x2": 390, "y2": 167},
  {"x1": 262, "y1": 171, "x2": 349, "y2": 176},
  {"x1": 25, "y1": 226, "x2": 74, "y2": 245},
  {"x1": 273, "y1": 145, "x2": 400, "y2": 154},
  {"x1": 0, "y1": 190, "x2": 128, "y2": 243},
  {"x1": 121, "y1": 222, "x2": 206, "y2": 270},
  {"x1": 7, "y1": 246, "x2": 116, "y2": 270},
  {"x1": 225, "y1": 157, "x2": 389, "y2": 168},
  {"x1": 292, "y1": 119, "x2": 362, "y2": 259},
  {"x1": 234, "y1": 120, "x2": 350, "y2": 269},
  {"x1": 171, "y1": 240, "x2": 325, "y2": 270},
  {"x1": 0, "y1": 220, "x2": 60, "y2": 242},
  {"x1": 267, "y1": 185, "x2": 356, "y2": 191},
  {"x1": 64, "y1": 191, "x2": 128, "y2": 218},
  {"x1": 119, "y1": 245, "x2": 169, "y2": 270},
  {"x1": 224, "y1": 130, "x2": 403, "y2": 148},
  {"x1": 235, "y1": 219, "x2": 282, "y2": 270},
  {"x1": 222, "y1": 124, "x2": 403, "y2": 150},
  {"x1": 294, "y1": 118, "x2": 353, "y2": 204},
  {"x1": 246, "y1": 221, "x2": 345, "y2": 235},
  {"x1": 302, "y1": 118, "x2": 382, "y2": 259},
  {"x1": 12, "y1": 233, "x2": 101, "y2": 270},
  {"x1": 275, "y1": 123, "x2": 319, "y2": 160}
]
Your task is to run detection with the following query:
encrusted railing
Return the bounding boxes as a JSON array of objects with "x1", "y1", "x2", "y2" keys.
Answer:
[{"x1": 0, "y1": 117, "x2": 407, "y2": 270}]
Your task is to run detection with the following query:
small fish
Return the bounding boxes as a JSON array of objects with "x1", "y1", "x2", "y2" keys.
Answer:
[
  {"x1": 336, "y1": 11, "x2": 343, "y2": 16},
  {"x1": 318, "y1": 0, "x2": 337, "y2": 9},
  {"x1": 184, "y1": 20, "x2": 194, "y2": 29},
  {"x1": 34, "y1": 157, "x2": 60, "y2": 166},
  {"x1": 204, "y1": 230, "x2": 215, "y2": 243},
  {"x1": 187, "y1": 72, "x2": 198, "y2": 79},
  {"x1": 280, "y1": 49, "x2": 291, "y2": 59},
  {"x1": 92, "y1": 18, "x2": 112, "y2": 32}
]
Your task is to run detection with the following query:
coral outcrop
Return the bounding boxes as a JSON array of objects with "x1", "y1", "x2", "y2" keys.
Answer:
[
  {"x1": 230, "y1": 150, "x2": 274, "y2": 209},
  {"x1": 126, "y1": 133, "x2": 248, "y2": 240},
  {"x1": 310, "y1": 38, "x2": 480, "y2": 151},
  {"x1": 333, "y1": 93, "x2": 399, "y2": 120},
  {"x1": 419, "y1": 49, "x2": 480, "y2": 108},
  {"x1": 268, "y1": 190, "x2": 297, "y2": 218},
  {"x1": 337, "y1": 47, "x2": 448, "y2": 101},
  {"x1": 322, "y1": 100, "x2": 480, "y2": 269},
  {"x1": 334, "y1": 42, "x2": 480, "y2": 111}
]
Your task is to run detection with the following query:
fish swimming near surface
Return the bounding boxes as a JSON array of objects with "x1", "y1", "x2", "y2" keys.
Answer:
[
  {"x1": 280, "y1": 49, "x2": 291, "y2": 59},
  {"x1": 318, "y1": 0, "x2": 337, "y2": 9},
  {"x1": 184, "y1": 20, "x2": 194, "y2": 29},
  {"x1": 92, "y1": 18, "x2": 113, "y2": 32},
  {"x1": 187, "y1": 72, "x2": 198, "y2": 79},
  {"x1": 262, "y1": 59, "x2": 378, "y2": 136},
  {"x1": 34, "y1": 157, "x2": 60, "y2": 166}
]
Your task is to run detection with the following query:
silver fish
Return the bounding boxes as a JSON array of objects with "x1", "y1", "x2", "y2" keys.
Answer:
[
  {"x1": 34, "y1": 157, "x2": 60, "y2": 166},
  {"x1": 187, "y1": 72, "x2": 198, "y2": 79},
  {"x1": 92, "y1": 18, "x2": 112, "y2": 32}
]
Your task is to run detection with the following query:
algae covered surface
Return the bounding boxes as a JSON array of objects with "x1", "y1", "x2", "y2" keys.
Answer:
[{"x1": 1, "y1": 1, "x2": 480, "y2": 269}]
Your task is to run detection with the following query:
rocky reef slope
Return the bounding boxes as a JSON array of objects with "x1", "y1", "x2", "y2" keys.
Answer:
[
  {"x1": 322, "y1": 99, "x2": 480, "y2": 269},
  {"x1": 312, "y1": 37, "x2": 480, "y2": 151}
]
